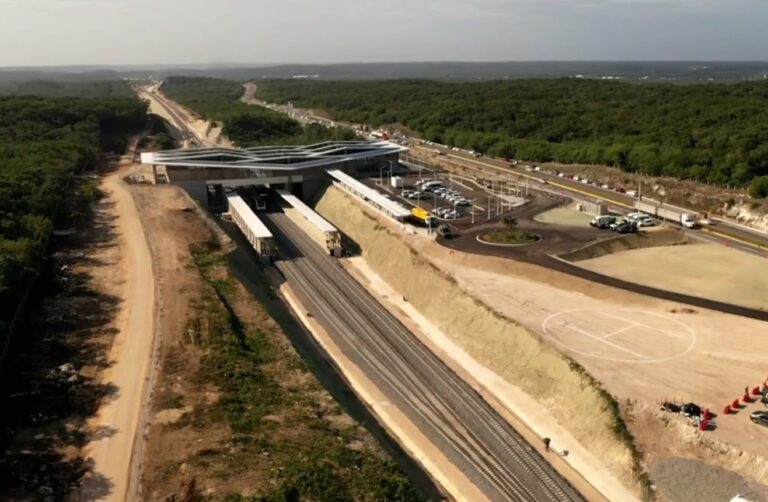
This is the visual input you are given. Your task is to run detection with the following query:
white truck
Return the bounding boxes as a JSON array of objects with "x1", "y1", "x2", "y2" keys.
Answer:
[
  {"x1": 390, "y1": 176, "x2": 405, "y2": 189},
  {"x1": 681, "y1": 213, "x2": 698, "y2": 229}
]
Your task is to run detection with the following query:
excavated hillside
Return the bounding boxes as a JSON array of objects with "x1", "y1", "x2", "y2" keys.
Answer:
[{"x1": 314, "y1": 185, "x2": 643, "y2": 494}]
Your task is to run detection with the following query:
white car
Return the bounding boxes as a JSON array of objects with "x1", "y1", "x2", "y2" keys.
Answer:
[
  {"x1": 456, "y1": 199, "x2": 472, "y2": 206},
  {"x1": 446, "y1": 210, "x2": 460, "y2": 219}
]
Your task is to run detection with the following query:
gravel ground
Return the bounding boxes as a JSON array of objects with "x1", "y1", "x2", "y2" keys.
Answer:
[{"x1": 650, "y1": 457, "x2": 768, "y2": 502}]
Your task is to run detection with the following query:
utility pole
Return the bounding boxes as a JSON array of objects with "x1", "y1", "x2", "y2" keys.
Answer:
[{"x1": 471, "y1": 199, "x2": 476, "y2": 224}]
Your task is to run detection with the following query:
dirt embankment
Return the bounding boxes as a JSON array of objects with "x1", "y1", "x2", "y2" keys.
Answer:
[
  {"x1": 135, "y1": 185, "x2": 426, "y2": 501},
  {"x1": 314, "y1": 185, "x2": 641, "y2": 493},
  {"x1": 560, "y1": 229, "x2": 693, "y2": 262}
]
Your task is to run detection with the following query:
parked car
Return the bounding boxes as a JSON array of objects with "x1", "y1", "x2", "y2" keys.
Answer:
[
  {"x1": 750, "y1": 410, "x2": 768, "y2": 427},
  {"x1": 637, "y1": 217, "x2": 657, "y2": 227},
  {"x1": 590, "y1": 215, "x2": 616, "y2": 229},
  {"x1": 456, "y1": 199, "x2": 472, "y2": 206}
]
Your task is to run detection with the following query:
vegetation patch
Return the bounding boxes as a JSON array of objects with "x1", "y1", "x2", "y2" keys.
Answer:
[
  {"x1": 256, "y1": 78, "x2": 768, "y2": 189},
  {"x1": 480, "y1": 229, "x2": 540, "y2": 245},
  {"x1": 148, "y1": 242, "x2": 425, "y2": 501}
]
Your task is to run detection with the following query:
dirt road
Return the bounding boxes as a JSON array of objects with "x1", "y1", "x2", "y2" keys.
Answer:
[{"x1": 75, "y1": 164, "x2": 156, "y2": 501}]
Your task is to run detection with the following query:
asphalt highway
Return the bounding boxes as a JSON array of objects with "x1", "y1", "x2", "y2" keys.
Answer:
[{"x1": 262, "y1": 210, "x2": 585, "y2": 502}]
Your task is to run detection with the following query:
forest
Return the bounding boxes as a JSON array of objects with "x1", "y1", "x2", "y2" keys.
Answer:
[
  {"x1": 254, "y1": 79, "x2": 768, "y2": 191},
  {"x1": 0, "y1": 79, "x2": 136, "y2": 98},
  {"x1": 161, "y1": 76, "x2": 357, "y2": 146},
  {"x1": 0, "y1": 94, "x2": 147, "y2": 350}
]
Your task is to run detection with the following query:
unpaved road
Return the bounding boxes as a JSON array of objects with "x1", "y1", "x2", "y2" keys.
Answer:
[{"x1": 75, "y1": 163, "x2": 156, "y2": 502}]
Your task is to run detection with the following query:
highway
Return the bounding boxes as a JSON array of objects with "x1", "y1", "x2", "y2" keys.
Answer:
[
  {"x1": 417, "y1": 145, "x2": 768, "y2": 254},
  {"x1": 139, "y1": 84, "x2": 206, "y2": 147},
  {"x1": 262, "y1": 210, "x2": 585, "y2": 502}
]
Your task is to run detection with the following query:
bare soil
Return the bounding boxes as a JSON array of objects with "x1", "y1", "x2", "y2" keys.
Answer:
[
  {"x1": 559, "y1": 228, "x2": 692, "y2": 262},
  {"x1": 315, "y1": 185, "x2": 639, "y2": 494}
]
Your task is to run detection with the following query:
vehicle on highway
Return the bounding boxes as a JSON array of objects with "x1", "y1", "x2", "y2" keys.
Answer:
[
  {"x1": 590, "y1": 215, "x2": 617, "y2": 229},
  {"x1": 751, "y1": 410, "x2": 768, "y2": 427},
  {"x1": 636, "y1": 217, "x2": 657, "y2": 227},
  {"x1": 402, "y1": 189, "x2": 415, "y2": 197},
  {"x1": 456, "y1": 198, "x2": 472, "y2": 206},
  {"x1": 681, "y1": 213, "x2": 699, "y2": 229},
  {"x1": 446, "y1": 209, "x2": 460, "y2": 219}
]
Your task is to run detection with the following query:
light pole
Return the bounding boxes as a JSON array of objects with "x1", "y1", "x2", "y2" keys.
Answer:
[{"x1": 471, "y1": 199, "x2": 476, "y2": 224}]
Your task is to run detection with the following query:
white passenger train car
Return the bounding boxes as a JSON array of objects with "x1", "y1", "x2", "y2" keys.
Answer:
[{"x1": 227, "y1": 195, "x2": 276, "y2": 263}]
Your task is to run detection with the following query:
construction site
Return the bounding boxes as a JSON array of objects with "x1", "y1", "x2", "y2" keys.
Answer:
[{"x1": 71, "y1": 84, "x2": 768, "y2": 502}]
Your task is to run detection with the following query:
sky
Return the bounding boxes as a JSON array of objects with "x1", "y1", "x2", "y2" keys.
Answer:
[{"x1": 0, "y1": 0, "x2": 766, "y2": 66}]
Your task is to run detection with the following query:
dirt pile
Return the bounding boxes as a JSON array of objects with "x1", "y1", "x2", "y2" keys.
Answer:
[
  {"x1": 560, "y1": 228, "x2": 693, "y2": 262},
  {"x1": 315, "y1": 185, "x2": 639, "y2": 490}
]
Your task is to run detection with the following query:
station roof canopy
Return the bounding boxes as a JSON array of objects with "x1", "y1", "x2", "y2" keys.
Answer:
[
  {"x1": 328, "y1": 169, "x2": 412, "y2": 220},
  {"x1": 140, "y1": 140, "x2": 407, "y2": 171},
  {"x1": 277, "y1": 190, "x2": 338, "y2": 234}
]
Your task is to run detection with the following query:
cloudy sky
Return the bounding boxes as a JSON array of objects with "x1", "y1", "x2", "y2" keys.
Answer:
[{"x1": 0, "y1": 0, "x2": 765, "y2": 66}]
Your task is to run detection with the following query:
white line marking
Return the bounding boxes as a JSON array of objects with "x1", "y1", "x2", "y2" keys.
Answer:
[
  {"x1": 541, "y1": 308, "x2": 697, "y2": 364},
  {"x1": 601, "y1": 323, "x2": 638, "y2": 340},
  {"x1": 563, "y1": 322, "x2": 649, "y2": 360},
  {"x1": 598, "y1": 312, "x2": 686, "y2": 340}
]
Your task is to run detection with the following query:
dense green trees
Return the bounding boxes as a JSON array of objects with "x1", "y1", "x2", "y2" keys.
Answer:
[
  {"x1": 0, "y1": 95, "x2": 147, "y2": 336},
  {"x1": 161, "y1": 77, "x2": 356, "y2": 146},
  {"x1": 255, "y1": 79, "x2": 768, "y2": 188},
  {"x1": 749, "y1": 176, "x2": 768, "y2": 199}
]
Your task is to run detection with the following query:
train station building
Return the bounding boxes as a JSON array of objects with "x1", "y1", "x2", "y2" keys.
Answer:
[{"x1": 140, "y1": 140, "x2": 407, "y2": 208}]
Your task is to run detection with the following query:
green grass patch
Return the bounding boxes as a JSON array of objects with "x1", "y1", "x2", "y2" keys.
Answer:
[
  {"x1": 185, "y1": 243, "x2": 424, "y2": 501},
  {"x1": 480, "y1": 229, "x2": 540, "y2": 245}
]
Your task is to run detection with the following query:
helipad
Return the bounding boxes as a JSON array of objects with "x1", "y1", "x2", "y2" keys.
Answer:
[{"x1": 541, "y1": 308, "x2": 696, "y2": 364}]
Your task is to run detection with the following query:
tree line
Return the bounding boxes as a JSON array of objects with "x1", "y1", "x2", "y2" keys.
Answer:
[
  {"x1": 161, "y1": 76, "x2": 357, "y2": 146},
  {"x1": 0, "y1": 94, "x2": 147, "y2": 343},
  {"x1": 253, "y1": 78, "x2": 768, "y2": 195}
]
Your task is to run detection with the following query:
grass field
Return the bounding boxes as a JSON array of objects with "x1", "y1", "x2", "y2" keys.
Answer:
[{"x1": 579, "y1": 243, "x2": 768, "y2": 310}]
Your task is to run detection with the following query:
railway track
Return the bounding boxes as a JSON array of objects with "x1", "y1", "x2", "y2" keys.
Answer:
[{"x1": 263, "y1": 211, "x2": 584, "y2": 502}]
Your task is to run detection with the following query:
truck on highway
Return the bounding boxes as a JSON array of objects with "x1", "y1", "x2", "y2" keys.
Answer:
[
  {"x1": 681, "y1": 213, "x2": 698, "y2": 229},
  {"x1": 390, "y1": 176, "x2": 404, "y2": 188},
  {"x1": 411, "y1": 207, "x2": 436, "y2": 227}
]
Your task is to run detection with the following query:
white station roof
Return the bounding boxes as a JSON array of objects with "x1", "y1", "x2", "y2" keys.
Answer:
[
  {"x1": 227, "y1": 195, "x2": 273, "y2": 239},
  {"x1": 276, "y1": 190, "x2": 338, "y2": 234},
  {"x1": 140, "y1": 140, "x2": 407, "y2": 171},
  {"x1": 328, "y1": 170, "x2": 411, "y2": 220}
]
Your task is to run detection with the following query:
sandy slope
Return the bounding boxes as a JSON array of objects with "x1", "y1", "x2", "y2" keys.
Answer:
[
  {"x1": 315, "y1": 185, "x2": 639, "y2": 495},
  {"x1": 75, "y1": 163, "x2": 156, "y2": 501}
]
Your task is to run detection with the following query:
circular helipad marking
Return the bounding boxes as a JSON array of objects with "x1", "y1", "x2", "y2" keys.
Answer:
[{"x1": 542, "y1": 308, "x2": 696, "y2": 364}]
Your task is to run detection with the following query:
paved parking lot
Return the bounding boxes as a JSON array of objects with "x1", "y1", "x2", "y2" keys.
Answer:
[{"x1": 364, "y1": 168, "x2": 525, "y2": 225}]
